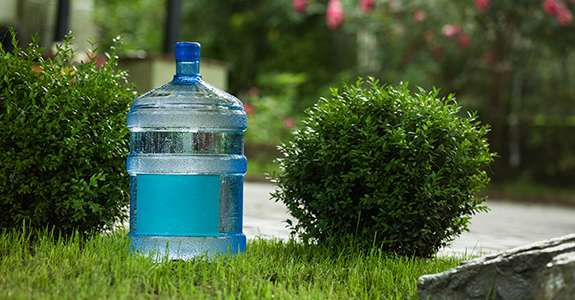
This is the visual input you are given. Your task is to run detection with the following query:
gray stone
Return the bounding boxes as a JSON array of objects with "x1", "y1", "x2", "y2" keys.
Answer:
[
  {"x1": 417, "y1": 233, "x2": 575, "y2": 300},
  {"x1": 532, "y1": 252, "x2": 575, "y2": 300}
]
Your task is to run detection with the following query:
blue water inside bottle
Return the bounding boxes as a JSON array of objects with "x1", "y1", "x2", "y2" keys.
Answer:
[
  {"x1": 126, "y1": 42, "x2": 247, "y2": 260},
  {"x1": 136, "y1": 175, "x2": 220, "y2": 236}
]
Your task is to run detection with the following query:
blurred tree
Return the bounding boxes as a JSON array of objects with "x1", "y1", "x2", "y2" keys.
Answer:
[
  {"x1": 94, "y1": 0, "x2": 575, "y2": 184},
  {"x1": 178, "y1": 0, "x2": 354, "y2": 110},
  {"x1": 94, "y1": 0, "x2": 355, "y2": 110},
  {"x1": 94, "y1": 0, "x2": 165, "y2": 55}
]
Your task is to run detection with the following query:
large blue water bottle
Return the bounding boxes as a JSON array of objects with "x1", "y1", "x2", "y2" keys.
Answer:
[{"x1": 127, "y1": 42, "x2": 247, "y2": 260}]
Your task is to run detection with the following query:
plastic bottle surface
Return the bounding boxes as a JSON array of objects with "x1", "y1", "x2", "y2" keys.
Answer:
[{"x1": 127, "y1": 42, "x2": 247, "y2": 260}]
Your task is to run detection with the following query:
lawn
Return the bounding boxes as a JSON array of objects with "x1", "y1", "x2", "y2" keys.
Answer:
[{"x1": 0, "y1": 228, "x2": 467, "y2": 299}]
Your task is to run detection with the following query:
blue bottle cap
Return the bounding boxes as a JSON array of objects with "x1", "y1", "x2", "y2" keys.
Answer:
[{"x1": 175, "y1": 42, "x2": 201, "y2": 61}]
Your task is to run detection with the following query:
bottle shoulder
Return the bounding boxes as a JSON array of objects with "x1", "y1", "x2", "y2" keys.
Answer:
[{"x1": 131, "y1": 78, "x2": 243, "y2": 110}]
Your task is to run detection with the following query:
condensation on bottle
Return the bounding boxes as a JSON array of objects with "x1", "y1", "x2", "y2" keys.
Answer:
[{"x1": 126, "y1": 42, "x2": 247, "y2": 260}]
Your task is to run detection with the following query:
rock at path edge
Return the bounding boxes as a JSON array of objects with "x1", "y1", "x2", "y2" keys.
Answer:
[{"x1": 417, "y1": 233, "x2": 575, "y2": 300}]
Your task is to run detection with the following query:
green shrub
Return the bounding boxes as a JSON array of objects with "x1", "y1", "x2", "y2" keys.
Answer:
[
  {"x1": 272, "y1": 78, "x2": 494, "y2": 258},
  {"x1": 0, "y1": 29, "x2": 135, "y2": 236}
]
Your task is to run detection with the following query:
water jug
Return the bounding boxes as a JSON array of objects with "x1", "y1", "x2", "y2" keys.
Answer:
[{"x1": 126, "y1": 42, "x2": 247, "y2": 260}]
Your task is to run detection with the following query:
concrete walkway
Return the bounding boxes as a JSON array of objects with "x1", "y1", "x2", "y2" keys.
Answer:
[
  {"x1": 243, "y1": 182, "x2": 293, "y2": 240},
  {"x1": 243, "y1": 182, "x2": 575, "y2": 256}
]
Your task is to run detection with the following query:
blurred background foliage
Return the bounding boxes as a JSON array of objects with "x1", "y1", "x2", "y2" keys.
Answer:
[{"x1": 93, "y1": 0, "x2": 575, "y2": 186}]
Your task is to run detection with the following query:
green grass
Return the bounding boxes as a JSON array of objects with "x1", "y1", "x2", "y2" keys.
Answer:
[{"x1": 0, "y1": 228, "x2": 466, "y2": 299}]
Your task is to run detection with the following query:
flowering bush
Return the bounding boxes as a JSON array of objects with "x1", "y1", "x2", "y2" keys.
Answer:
[
  {"x1": 475, "y1": 0, "x2": 491, "y2": 12},
  {"x1": 326, "y1": 0, "x2": 345, "y2": 29},
  {"x1": 291, "y1": 0, "x2": 575, "y2": 184},
  {"x1": 293, "y1": 0, "x2": 308, "y2": 13},
  {"x1": 544, "y1": 0, "x2": 575, "y2": 25},
  {"x1": 293, "y1": 0, "x2": 575, "y2": 30}
]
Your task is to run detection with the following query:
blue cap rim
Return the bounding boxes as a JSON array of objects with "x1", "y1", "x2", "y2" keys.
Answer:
[{"x1": 175, "y1": 42, "x2": 201, "y2": 61}]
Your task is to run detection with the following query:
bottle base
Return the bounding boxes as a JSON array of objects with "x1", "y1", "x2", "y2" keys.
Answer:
[{"x1": 128, "y1": 233, "x2": 246, "y2": 261}]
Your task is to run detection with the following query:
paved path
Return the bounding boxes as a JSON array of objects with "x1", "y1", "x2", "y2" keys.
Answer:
[
  {"x1": 243, "y1": 182, "x2": 293, "y2": 240},
  {"x1": 243, "y1": 182, "x2": 575, "y2": 256}
]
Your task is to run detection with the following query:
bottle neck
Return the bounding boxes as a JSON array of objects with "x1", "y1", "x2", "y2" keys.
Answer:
[{"x1": 174, "y1": 60, "x2": 200, "y2": 82}]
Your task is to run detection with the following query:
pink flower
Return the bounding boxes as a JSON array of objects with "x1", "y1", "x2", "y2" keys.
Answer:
[
  {"x1": 543, "y1": 0, "x2": 573, "y2": 26},
  {"x1": 359, "y1": 0, "x2": 375, "y2": 14},
  {"x1": 441, "y1": 24, "x2": 461, "y2": 39},
  {"x1": 85, "y1": 52, "x2": 106, "y2": 69},
  {"x1": 414, "y1": 10, "x2": 427, "y2": 23},
  {"x1": 556, "y1": 7, "x2": 574, "y2": 26},
  {"x1": 326, "y1": 0, "x2": 345, "y2": 30},
  {"x1": 544, "y1": 0, "x2": 560, "y2": 15},
  {"x1": 244, "y1": 102, "x2": 255, "y2": 114},
  {"x1": 458, "y1": 32, "x2": 471, "y2": 49},
  {"x1": 474, "y1": 0, "x2": 491, "y2": 12},
  {"x1": 284, "y1": 117, "x2": 296, "y2": 128},
  {"x1": 293, "y1": 0, "x2": 308, "y2": 13},
  {"x1": 483, "y1": 51, "x2": 495, "y2": 64}
]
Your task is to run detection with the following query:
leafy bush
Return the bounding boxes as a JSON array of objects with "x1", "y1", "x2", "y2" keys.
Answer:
[
  {"x1": 0, "y1": 29, "x2": 135, "y2": 236},
  {"x1": 272, "y1": 78, "x2": 494, "y2": 258}
]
